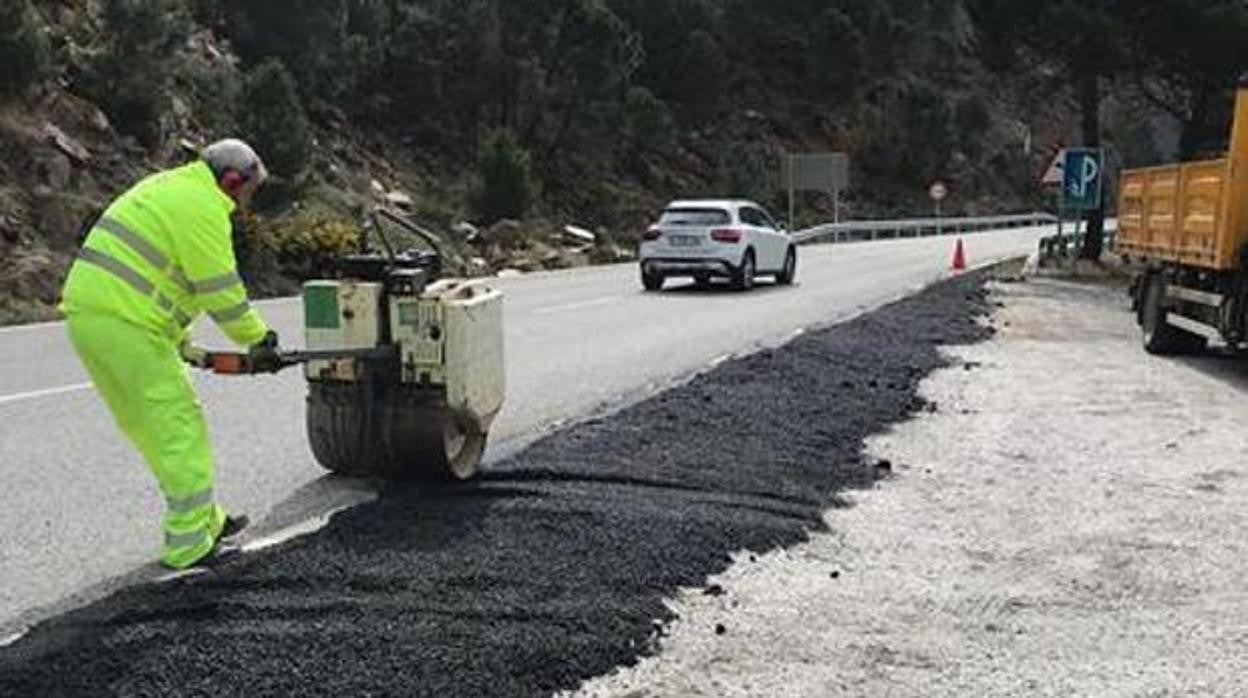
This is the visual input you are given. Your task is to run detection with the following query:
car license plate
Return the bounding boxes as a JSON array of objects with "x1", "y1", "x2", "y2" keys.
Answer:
[{"x1": 669, "y1": 235, "x2": 701, "y2": 247}]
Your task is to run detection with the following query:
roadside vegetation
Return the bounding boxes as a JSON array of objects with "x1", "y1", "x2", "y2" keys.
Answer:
[{"x1": 0, "y1": 0, "x2": 1245, "y2": 320}]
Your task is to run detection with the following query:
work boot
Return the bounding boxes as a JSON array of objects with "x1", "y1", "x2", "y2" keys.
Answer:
[
  {"x1": 187, "y1": 540, "x2": 242, "y2": 569},
  {"x1": 180, "y1": 514, "x2": 249, "y2": 569},
  {"x1": 221, "y1": 513, "x2": 250, "y2": 540}
]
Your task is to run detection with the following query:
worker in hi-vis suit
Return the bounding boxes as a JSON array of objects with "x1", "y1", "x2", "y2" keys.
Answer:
[{"x1": 60, "y1": 139, "x2": 283, "y2": 569}]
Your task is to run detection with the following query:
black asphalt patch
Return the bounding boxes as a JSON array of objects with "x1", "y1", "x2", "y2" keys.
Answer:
[{"x1": 1, "y1": 272, "x2": 995, "y2": 697}]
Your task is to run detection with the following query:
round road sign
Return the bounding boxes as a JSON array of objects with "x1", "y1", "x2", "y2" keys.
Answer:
[{"x1": 929, "y1": 181, "x2": 948, "y2": 202}]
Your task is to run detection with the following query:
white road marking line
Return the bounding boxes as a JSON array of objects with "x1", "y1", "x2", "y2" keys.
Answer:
[
  {"x1": 0, "y1": 382, "x2": 93, "y2": 406},
  {"x1": 153, "y1": 503, "x2": 364, "y2": 584},
  {"x1": 0, "y1": 319, "x2": 65, "y2": 335},
  {"x1": 1, "y1": 629, "x2": 29, "y2": 647},
  {"x1": 532, "y1": 295, "x2": 622, "y2": 316},
  {"x1": 154, "y1": 567, "x2": 210, "y2": 584},
  {"x1": 242, "y1": 501, "x2": 362, "y2": 554}
]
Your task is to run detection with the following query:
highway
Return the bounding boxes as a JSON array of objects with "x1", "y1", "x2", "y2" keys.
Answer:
[{"x1": 0, "y1": 225, "x2": 1047, "y2": 632}]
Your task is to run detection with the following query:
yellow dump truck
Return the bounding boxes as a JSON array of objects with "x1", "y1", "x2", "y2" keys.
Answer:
[{"x1": 1118, "y1": 77, "x2": 1248, "y2": 354}]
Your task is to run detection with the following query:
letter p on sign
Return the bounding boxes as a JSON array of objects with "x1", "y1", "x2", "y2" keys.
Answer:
[{"x1": 1062, "y1": 147, "x2": 1103, "y2": 211}]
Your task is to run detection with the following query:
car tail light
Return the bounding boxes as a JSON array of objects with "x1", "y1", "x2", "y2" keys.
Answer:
[
  {"x1": 711, "y1": 228, "x2": 744, "y2": 243},
  {"x1": 642, "y1": 226, "x2": 662, "y2": 241}
]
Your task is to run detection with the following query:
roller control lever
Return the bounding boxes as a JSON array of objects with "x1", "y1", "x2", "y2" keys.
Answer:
[{"x1": 184, "y1": 347, "x2": 396, "y2": 376}]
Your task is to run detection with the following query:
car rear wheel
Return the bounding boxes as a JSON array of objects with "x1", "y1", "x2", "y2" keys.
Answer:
[
  {"x1": 733, "y1": 251, "x2": 756, "y2": 291},
  {"x1": 776, "y1": 247, "x2": 797, "y2": 285}
]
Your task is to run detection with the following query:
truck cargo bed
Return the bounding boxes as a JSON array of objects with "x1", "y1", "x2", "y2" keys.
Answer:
[
  {"x1": 1117, "y1": 84, "x2": 1248, "y2": 272},
  {"x1": 1117, "y1": 160, "x2": 1230, "y2": 268}
]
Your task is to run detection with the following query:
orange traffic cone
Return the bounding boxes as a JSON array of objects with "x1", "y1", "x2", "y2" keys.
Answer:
[{"x1": 951, "y1": 237, "x2": 967, "y2": 272}]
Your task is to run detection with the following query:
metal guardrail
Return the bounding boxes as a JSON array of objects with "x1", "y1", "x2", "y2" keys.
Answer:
[
  {"x1": 792, "y1": 212, "x2": 1058, "y2": 245},
  {"x1": 1038, "y1": 218, "x2": 1119, "y2": 259}
]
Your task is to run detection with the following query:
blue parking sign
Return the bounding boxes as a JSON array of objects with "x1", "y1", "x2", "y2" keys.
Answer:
[{"x1": 1062, "y1": 148, "x2": 1104, "y2": 211}]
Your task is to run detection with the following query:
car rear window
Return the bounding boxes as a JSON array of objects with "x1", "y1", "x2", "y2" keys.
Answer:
[{"x1": 659, "y1": 208, "x2": 731, "y2": 226}]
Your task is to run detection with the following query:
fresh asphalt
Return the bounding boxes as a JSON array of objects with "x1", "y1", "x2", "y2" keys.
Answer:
[
  {"x1": 0, "y1": 270, "x2": 997, "y2": 696},
  {"x1": 0, "y1": 227, "x2": 1045, "y2": 634}
]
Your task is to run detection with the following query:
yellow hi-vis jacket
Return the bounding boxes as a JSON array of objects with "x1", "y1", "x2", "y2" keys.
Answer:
[{"x1": 60, "y1": 161, "x2": 270, "y2": 347}]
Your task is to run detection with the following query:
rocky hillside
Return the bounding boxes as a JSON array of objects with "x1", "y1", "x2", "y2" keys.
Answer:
[{"x1": 0, "y1": 0, "x2": 1197, "y2": 323}]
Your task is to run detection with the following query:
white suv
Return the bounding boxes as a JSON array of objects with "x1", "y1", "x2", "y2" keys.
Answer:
[{"x1": 639, "y1": 199, "x2": 797, "y2": 291}]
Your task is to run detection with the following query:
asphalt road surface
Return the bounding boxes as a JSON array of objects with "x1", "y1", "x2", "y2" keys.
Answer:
[
  {"x1": 0, "y1": 268, "x2": 998, "y2": 697},
  {"x1": 0, "y1": 226, "x2": 1044, "y2": 634}
]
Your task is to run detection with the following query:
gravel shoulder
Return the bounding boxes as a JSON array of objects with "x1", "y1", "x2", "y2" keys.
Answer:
[{"x1": 575, "y1": 277, "x2": 1248, "y2": 697}]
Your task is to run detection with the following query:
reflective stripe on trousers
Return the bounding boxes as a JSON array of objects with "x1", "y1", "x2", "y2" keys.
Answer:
[
  {"x1": 167, "y1": 488, "x2": 214, "y2": 514},
  {"x1": 65, "y1": 312, "x2": 225, "y2": 570},
  {"x1": 165, "y1": 528, "x2": 210, "y2": 551}
]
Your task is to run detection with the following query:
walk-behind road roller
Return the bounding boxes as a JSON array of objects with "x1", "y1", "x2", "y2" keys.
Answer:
[{"x1": 191, "y1": 209, "x2": 505, "y2": 481}]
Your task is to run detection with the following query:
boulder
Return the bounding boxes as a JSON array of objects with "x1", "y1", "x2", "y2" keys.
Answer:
[
  {"x1": 42, "y1": 123, "x2": 90, "y2": 165},
  {"x1": 384, "y1": 190, "x2": 413, "y2": 209},
  {"x1": 482, "y1": 219, "x2": 525, "y2": 247},
  {"x1": 34, "y1": 150, "x2": 73, "y2": 189},
  {"x1": 563, "y1": 225, "x2": 596, "y2": 244},
  {"x1": 0, "y1": 215, "x2": 20, "y2": 244},
  {"x1": 453, "y1": 221, "x2": 480, "y2": 241},
  {"x1": 30, "y1": 190, "x2": 100, "y2": 249}
]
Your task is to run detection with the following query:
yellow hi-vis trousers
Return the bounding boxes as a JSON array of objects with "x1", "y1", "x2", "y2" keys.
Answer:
[{"x1": 66, "y1": 311, "x2": 226, "y2": 569}]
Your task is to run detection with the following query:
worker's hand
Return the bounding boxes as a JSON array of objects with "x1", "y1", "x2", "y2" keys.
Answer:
[
  {"x1": 247, "y1": 331, "x2": 283, "y2": 374},
  {"x1": 179, "y1": 341, "x2": 212, "y2": 370}
]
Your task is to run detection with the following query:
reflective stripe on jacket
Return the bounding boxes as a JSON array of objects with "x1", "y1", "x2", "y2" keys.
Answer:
[{"x1": 60, "y1": 161, "x2": 270, "y2": 347}]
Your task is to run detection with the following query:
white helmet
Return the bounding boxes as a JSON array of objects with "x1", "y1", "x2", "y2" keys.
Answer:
[{"x1": 202, "y1": 138, "x2": 269, "y2": 185}]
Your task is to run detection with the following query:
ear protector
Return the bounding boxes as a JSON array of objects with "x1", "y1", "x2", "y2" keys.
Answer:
[{"x1": 220, "y1": 169, "x2": 249, "y2": 194}]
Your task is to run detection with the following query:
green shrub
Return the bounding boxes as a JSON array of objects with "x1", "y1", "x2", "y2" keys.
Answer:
[
  {"x1": 89, "y1": 0, "x2": 192, "y2": 146},
  {"x1": 269, "y1": 215, "x2": 362, "y2": 263},
  {"x1": 472, "y1": 129, "x2": 532, "y2": 224},
  {"x1": 717, "y1": 142, "x2": 771, "y2": 201},
  {"x1": 240, "y1": 59, "x2": 313, "y2": 181},
  {"x1": 234, "y1": 211, "x2": 362, "y2": 286},
  {"x1": 622, "y1": 86, "x2": 674, "y2": 159},
  {"x1": 857, "y1": 80, "x2": 956, "y2": 186},
  {"x1": 954, "y1": 96, "x2": 992, "y2": 155},
  {"x1": 0, "y1": 0, "x2": 49, "y2": 97},
  {"x1": 175, "y1": 57, "x2": 242, "y2": 137}
]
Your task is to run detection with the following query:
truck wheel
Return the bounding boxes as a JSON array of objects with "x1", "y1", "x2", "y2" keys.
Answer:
[
  {"x1": 306, "y1": 382, "x2": 485, "y2": 481},
  {"x1": 1141, "y1": 275, "x2": 1207, "y2": 355}
]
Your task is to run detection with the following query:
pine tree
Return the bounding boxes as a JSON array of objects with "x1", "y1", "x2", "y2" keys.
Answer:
[
  {"x1": 240, "y1": 59, "x2": 313, "y2": 180},
  {"x1": 966, "y1": 0, "x2": 1134, "y2": 259},
  {"x1": 0, "y1": 0, "x2": 49, "y2": 97},
  {"x1": 473, "y1": 129, "x2": 532, "y2": 223},
  {"x1": 90, "y1": 0, "x2": 192, "y2": 145}
]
